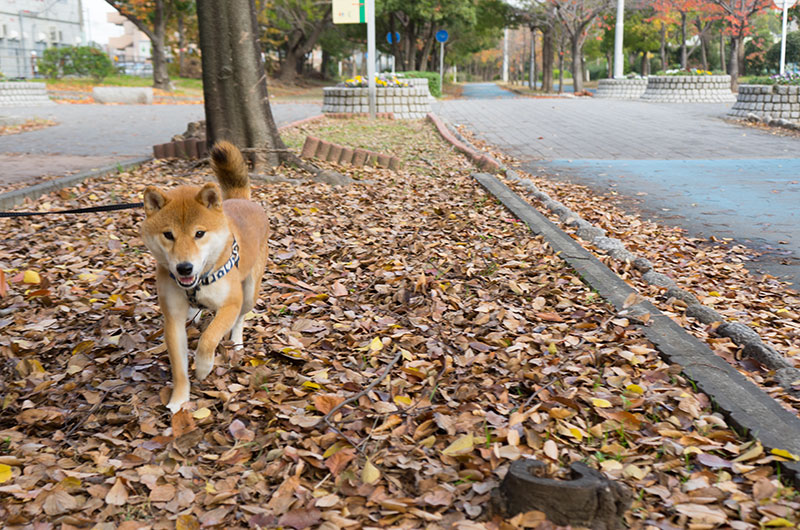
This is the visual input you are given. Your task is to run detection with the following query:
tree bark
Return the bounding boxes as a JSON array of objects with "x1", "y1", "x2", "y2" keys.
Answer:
[
  {"x1": 418, "y1": 22, "x2": 436, "y2": 72},
  {"x1": 278, "y1": 11, "x2": 331, "y2": 83},
  {"x1": 729, "y1": 35, "x2": 739, "y2": 91},
  {"x1": 529, "y1": 26, "x2": 537, "y2": 90},
  {"x1": 660, "y1": 24, "x2": 667, "y2": 71},
  {"x1": 106, "y1": 0, "x2": 171, "y2": 90},
  {"x1": 389, "y1": 12, "x2": 399, "y2": 69},
  {"x1": 542, "y1": 24, "x2": 554, "y2": 93},
  {"x1": 720, "y1": 30, "x2": 726, "y2": 73},
  {"x1": 570, "y1": 35, "x2": 584, "y2": 93},
  {"x1": 680, "y1": 12, "x2": 687, "y2": 70},
  {"x1": 197, "y1": 0, "x2": 283, "y2": 169}
]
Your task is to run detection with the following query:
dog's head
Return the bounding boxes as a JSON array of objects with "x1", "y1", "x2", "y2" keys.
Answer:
[{"x1": 140, "y1": 183, "x2": 230, "y2": 289}]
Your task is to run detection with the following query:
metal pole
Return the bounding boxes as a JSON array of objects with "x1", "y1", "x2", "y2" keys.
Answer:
[
  {"x1": 613, "y1": 0, "x2": 624, "y2": 78},
  {"x1": 439, "y1": 41, "x2": 444, "y2": 95},
  {"x1": 780, "y1": 0, "x2": 789, "y2": 76},
  {"x1": 502, "y1": 27, "x2": 509, "y2": 82},
  {"x1": 366, "y1": 0, "x2": 376, "y2": 119}
]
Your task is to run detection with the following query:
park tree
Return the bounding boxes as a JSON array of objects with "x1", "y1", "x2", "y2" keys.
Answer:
[
  {"x1": 551, "y1": 0, "x2": 613, "y2": 92},
  {"x1": 705, "y1": 0, "x2": 772, "y2": 89},
  {"x1": 518, "y1": 0, "x2": 559, "y2": 92},
  {"x1": 196, "y1": 0, "x2": 284, "y2": 168},
  {"x1": 104, "y1": 0, "x2": 183, "y2": 90},
  {"x1": 256, "y1": 0, "x2": 333, "y2": 83}
]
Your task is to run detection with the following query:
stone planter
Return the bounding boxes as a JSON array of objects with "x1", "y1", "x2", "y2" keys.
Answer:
[
  {"x1": 728, "y1": 84, "x2": 800, "y2": 122},
  {"x1": 93, "y1": 86, "x2": 153, "y2": 104},
  {"x1": 0, "y1": 82, "x2": 54, "y2": 107},
  {"x1": 640, "y1": 75, "x2": 735, "y2": 103},
  {"x1": 322, "y1": 85, "x2": 432, "y2": 119},
  {"x1": 595, "y1": 78, "x2": 648, "y2": 100}
]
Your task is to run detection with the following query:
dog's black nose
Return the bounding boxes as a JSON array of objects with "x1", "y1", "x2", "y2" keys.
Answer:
[{"x1": 176, "y1": 262, "x2": 194, "y2": 276}]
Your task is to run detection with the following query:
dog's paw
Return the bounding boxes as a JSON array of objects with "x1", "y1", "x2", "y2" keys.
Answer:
[
  {"x1": 167, "y1": 390, "x2": 190, "y2": 414},
  {"x1": 195, "y1": 357, "x2": 213, "y2": 380}
]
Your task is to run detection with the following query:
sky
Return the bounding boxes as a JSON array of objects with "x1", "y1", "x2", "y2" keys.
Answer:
[{"x1": 82, "y1": 0, "x2": 122, "y2": 45}]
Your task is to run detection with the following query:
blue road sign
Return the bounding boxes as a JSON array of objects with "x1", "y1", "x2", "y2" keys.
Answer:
[
  {"x1": 386, "y1": 31, "x2": 401, "y2": 44},
  {"x1": 436, "y1": 29, "x2": 449, "y2": 43}
]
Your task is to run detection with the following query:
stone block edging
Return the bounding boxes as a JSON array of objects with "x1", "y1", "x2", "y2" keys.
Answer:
[
  {"x1": 729, "y1": 84, "x2": 800, "y2": 123},
  {"x1": 595, "y1": 78, "x2": 648, "y2": 100},
  {"x1": 300, "y1": 136, "x2": 402, "y2": 170},
  {"x1": 0, "y1": 81, "x2": 54, "y2": 107},
  {"x1": 322, "y1": 85, "x2": 432, "y2": 119},
  {"x1": 640, "y1": 75, "x2": 735, "y2": 103}
]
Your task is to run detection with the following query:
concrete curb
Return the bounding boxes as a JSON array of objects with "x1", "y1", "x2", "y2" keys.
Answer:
[
  {"x1": 473, "y1": 172, "x2": 800, "y2": 487},
  {"x1": 0, "y1": 156, "x2": 151, "y2": 211},
  {"x1": 428, "y1": 112, "x2": 800, "y2": 395}
]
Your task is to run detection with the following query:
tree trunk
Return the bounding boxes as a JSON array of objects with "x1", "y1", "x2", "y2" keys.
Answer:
[
  {"x1": 405, "y1": 19, "x2": 417, "y2": 71},
  {"x1": 729, "y1": 35, "x2": 739, "y2": 91},
  {"x1": 660, "y1": 24, "x2": 667, "y2": 72},
  {"x1": 720, "y1": 30, "x2": 726, "y2": 73},
  {"x1": 390, "y1": 12, "x2": 399, "y2": 70},
  {"x1": 197, "y1": 0, "x2": 283, "y2": 169},
  {"x1": 570, "y1": 35, "x2": 583, "y2": 93},
  {"x1": 177, "y1": 12, "x2": 185, "y2": 76},
  {"x1": 680, "y1": 12, "x2": 687, "y2": 70},
  {"x1": 529, "y1": 26, "x2": 537, "y2": 90},
  {"x1": 418, "y1": 22, "x2": 436, "y2": 72},
  {"x1": 277, "y1": 11, "x2": 331, "y2": 83},
  {"x1": 542, "y1": 24, "x2": 554, "y2": 93},
  {"x1": 700, "y1": 32, "x2": 708, "y2": 71}
]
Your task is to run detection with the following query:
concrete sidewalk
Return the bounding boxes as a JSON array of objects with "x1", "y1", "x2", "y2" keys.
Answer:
[{"x1": 0, "y1": 102, "x2": 322, "y2": 187}]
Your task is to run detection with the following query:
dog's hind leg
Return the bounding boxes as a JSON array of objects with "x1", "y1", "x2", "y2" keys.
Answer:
[{"x1": 229, "y1": 274, "x2": 256, "y2": 350}]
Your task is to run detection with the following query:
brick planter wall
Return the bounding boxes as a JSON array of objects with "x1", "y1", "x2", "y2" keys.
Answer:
[
  {"x1": 322, "y1": 85, "x2": 432, "y2": 119},
  {"x1": 640, "y1": 75, "x2": 735, "y2": 103},
  {"x1": 728, "y1": 85, "x2": 800, "y2": 122},
  {"x1": 595, "y1": 78, "x2": 648, "y2": 99},
  {"x1": 0, "y1": 82, "x2": 54, "y2": 107}
]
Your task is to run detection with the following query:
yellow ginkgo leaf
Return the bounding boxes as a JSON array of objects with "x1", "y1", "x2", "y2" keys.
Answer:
[
  {"x1": 442, "y1": 433, "x2": 474, "y2": 457},
  {"x1": 0, "y1": 464, "x2": 12, "y2": 483},
  {"x1": 302, "y1": 381, "x2": 321, "y2": 391},
  {"x1": 591, "y1": 398, "x2": 613, "y2": 408},
  {"x1": 625, "y1": 384, "x2": 644, "y2": 394},
  {"x1": 23, "y1": 270, "x2": 40, "y2": 284},
  {"x1": 770, "y1": 448, "x2": 800, "y2": 461},
  {"x1": 369, "y1": 337, "x2": 383, "y2": 352},
  {"x1": 393, "y1": 395, "x2": 412, "y2": 406},
  {"x1": 362, "y1": 459, "x2": 381, "y2": 484},
  {"x1": 764, "y1": 518, "x2": 794, "y2": 527},
  {"x1": 192, "y1": 407, "x2": 211, "y2": 420},
  {"x1": 708, "y1": 291, "x2": 721, "y2": 297},
  {"x1": 547, "y1": 343, "x2": 557, "y2": 354},
  {"x1": 569, "y1": 428, "x2": 583, "y2": 442}
]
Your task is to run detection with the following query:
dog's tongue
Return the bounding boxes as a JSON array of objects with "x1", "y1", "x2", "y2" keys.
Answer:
[{"x1": 178, "y1": 276, "x2": 196, "y2": 287}]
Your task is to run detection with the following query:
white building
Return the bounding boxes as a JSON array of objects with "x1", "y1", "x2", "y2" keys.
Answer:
[
  {"x1": 0, "y1": 0, "x2": 84, "y2": 78},
  {"x1": 106, "y1": 10, "x2": 149, "y2": 64}
]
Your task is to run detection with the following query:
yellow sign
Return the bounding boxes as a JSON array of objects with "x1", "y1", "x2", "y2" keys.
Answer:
[{"x1": 333, "y1": 0, "x2": 365, "y2": 24}]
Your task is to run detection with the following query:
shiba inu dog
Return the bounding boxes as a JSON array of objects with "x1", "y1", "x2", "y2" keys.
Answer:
[{"x1": 140, "y1": 141, "x2": 269, "y2": 413}]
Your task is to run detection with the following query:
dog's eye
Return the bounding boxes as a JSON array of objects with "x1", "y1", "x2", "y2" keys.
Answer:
[
  {"x1": 195, "y1": 231, "x2": 205, "y2": 239},
  {"x1": 163, "y1": 231, "x2": 174, "y2": 241}
]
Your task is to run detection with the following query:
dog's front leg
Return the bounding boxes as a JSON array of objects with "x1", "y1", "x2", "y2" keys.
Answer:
[
  {"x1": 164, "y1": 311, "x2": 190, "y2": 413},
  {"x1": 195, "y1": 298, "x2": 242, "y2": 380}
]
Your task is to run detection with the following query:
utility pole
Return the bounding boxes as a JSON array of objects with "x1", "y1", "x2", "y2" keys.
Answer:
[
  {"x1": 613, "y1": 0, "x2": 624, "y2": 78},
  {"x1": 366, "y1": 0, "x2": 376, "y2": 118}
]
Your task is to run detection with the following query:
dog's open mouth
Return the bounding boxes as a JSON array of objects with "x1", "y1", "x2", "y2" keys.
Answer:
[{"x1": 176, "y1": 275, "x2": 198, "y2": 288}]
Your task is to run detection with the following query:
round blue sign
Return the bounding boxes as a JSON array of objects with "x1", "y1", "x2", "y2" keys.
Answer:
[
  {"x1": 386, "y1": 31, "x2": 401, "y2": 44},
  {"x1": 435, "y1": 30, "x2": 449, "y2": 43}
]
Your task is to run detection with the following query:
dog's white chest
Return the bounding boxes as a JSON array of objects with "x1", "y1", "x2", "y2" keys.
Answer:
[{"x1": 190, "y1": 281, "x2": 230, "y2": 310}]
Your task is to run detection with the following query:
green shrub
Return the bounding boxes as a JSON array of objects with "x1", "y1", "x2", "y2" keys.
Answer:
[
  {"x1": 398, "y1": 71, "x2": 441, "y2": 98},
  {"x1": 38, "y1": 46, "x2": 115, "y2": 82}
]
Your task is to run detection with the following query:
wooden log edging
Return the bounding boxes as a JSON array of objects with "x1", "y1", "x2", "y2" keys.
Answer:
[{"x1": 300, "y1": 135, "x2": 403, "y2": 170}]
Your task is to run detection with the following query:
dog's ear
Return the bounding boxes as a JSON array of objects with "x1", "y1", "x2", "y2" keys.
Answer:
[
  {"x1": 196, "y1": 183, "x2": 222, "y2": 210},
  {"x1": 143, "y1": 187, "x2": 168, "y2": 216}
]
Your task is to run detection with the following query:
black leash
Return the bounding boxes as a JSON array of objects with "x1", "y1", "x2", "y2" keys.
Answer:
[{"x1": 0, "y1": 202, "x2": 143, "y2": 218}]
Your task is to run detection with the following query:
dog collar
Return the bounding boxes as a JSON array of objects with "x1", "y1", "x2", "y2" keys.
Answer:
[{"x1": 171, "y1": 238, "x2": 240, "y2": 307}]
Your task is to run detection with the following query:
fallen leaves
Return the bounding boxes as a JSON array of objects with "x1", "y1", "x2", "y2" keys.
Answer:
[{"x1": 0, "y1": 117, "x2": 797, "y2": 528}]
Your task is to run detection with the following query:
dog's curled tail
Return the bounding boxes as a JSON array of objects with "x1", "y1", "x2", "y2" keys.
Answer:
[{"x1": 210, "y1": 141, "x2": 250, "y2": 200}]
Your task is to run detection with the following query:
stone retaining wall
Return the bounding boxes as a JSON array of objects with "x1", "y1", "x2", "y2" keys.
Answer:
[
  {"x1": 640, "y1": 75, "x2": 735, "y2": 103},
  {"x1": 595, "y1": 78, "x2": 648, "y2": 99},
  {"x1": 0, "y1": 82, "x2": 54, "y2": 107},
  {"x1": 728, "y1": 84, "x2": 800, "y2": 121},
  {"x1": 322, "y1": 84, "x2": 432, "y2": 119}
]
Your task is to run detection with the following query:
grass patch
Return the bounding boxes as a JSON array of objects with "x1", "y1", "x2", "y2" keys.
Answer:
[{"x1": 45, "y1": 75, "x2": 203, "y2": 96}]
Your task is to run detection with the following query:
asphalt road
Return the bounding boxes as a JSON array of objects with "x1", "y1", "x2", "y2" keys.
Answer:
[
  {"x1": 437, "y1": 89, "x2": 800, "y2": 287},
  {"x1": 0, "y1": 102, "x2": 321, "y2": 186}
]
